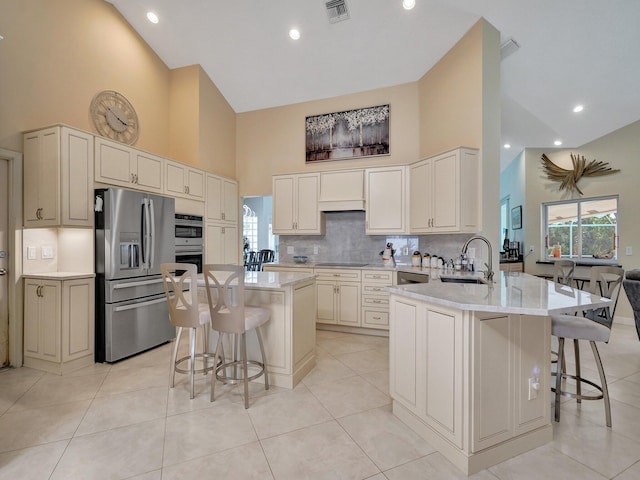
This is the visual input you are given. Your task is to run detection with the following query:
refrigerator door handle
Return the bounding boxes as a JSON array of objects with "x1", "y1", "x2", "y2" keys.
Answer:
[
  {"x1": 149, "y1": 198, "x2": 156, "y2": 269},
  {"x1": 114, "y1": 297, "x2": 167, "y2": 313},
  {"x1": 142, "y1": 198, "x2": 151, "y2": 269}
]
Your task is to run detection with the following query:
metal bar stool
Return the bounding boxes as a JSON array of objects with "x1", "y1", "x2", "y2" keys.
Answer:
[
  {"x1": 203, "y1": 264, "x2": 270, "y2": 409},
  {"x1": 551, "y1": 266, "x2": 624, "y2": 427},
  {"x1": 161, "y1": 263, "x2": 219, "y2": 399}
]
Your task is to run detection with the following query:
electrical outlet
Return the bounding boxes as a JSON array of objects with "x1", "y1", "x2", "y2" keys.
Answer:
[
  {"x1": 528, "y1": 246, "x2": 535, "y2": 254},
  {"x1": 314, "y1": 245, "x2": 319, "y2": 255},
  {"x1": 41, "y1": 246, "x2": 54, "y2": 259},
  {"x1": 402, "y1": 247, "x2": 409, "y2": 256},
  {"x1": 467, "y1": 247, "x2": 476, "y2": 258},
  {"x1": 287, "y1": 246, "x2": 295, "y2": 254},
  {"x1": 626, "y1": 246, "x2": 633, "y2": 256},
  {"x1": 27, "y1": 246, "x2": 37, "y2": 260},
  {"x1": 528, "y1": 377, "x2": 540, "y2": 400}
]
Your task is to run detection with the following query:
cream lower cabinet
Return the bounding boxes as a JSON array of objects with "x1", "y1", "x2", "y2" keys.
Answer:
[
  {"x1": 315, "y1": 269, "x2": 361, "y2": 326},
  {"x1": 389, "y1": 294, "x2": 551, "y2": 474},
  {"x1": 23, "y1": 276, "x2": 95, "y2": 375},
  {"x1": 94, "y1": 137, "x2": 164, "y2": 193},
  {"x1": 361, "y1": 269, "x2": 393, "y2": 330},
  {"x1": 409, "y1": 147, "x2": 480, "y2": 233},
  {"x1": 23, "y1": 126, "x2": 94, "y2": 227},
  {"x1": 205, "y1": 223, "x2": 238, "y2": 264}
]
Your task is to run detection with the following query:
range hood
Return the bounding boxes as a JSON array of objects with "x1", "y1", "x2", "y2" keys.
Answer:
[{"x1": 318, "y1": 169, "x2": 365, "y2": 211}]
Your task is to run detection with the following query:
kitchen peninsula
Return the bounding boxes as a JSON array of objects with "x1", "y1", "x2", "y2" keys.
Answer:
[{"x1": 387, "y1": 272, "x2": 612, "y2": 475}]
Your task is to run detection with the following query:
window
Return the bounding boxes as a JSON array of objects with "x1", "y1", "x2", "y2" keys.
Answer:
[
  {"x1": 242, "y1": 205, "x2": 258, "y2": 251},
  {"x1": 543, "y1": 195, "x2": 618, "y2": 261}
]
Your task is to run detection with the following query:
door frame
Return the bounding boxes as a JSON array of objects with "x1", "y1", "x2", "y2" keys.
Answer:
[{"x1": 0, "y1": 148, "x2": 23, "y2": 367}]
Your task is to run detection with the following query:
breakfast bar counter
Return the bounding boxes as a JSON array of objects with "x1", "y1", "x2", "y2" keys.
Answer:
[{"x1": 387, "y1": 272, "x2": 611, "y2": 475}]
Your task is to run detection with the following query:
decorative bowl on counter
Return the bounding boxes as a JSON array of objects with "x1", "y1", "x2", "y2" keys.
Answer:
[{"x1": 293, "y1": 255, "x2": 309, "y2": 264}]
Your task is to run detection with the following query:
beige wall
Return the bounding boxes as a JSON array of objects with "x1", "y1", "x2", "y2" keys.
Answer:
[
  {"x1": 523, "y1": 120, "x2": 640, "y2": 319},
  {"x1": 0, "y1": 0, "x2": 171, "y2": 155},
  {"x1": 169, "y1": 66, "x2": 200, "y2": 166},
  {"x1": 235, "y1": 83, "x2": 420, "y2": 196}
]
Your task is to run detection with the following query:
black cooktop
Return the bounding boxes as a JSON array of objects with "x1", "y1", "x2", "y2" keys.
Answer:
[{"x1": 315, "y1": 262, "x2": 369, "y2": 267}]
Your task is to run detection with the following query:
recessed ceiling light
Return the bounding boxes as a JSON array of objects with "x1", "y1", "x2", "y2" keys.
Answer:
[
  {"x1": 403, "y1": 0, "x2": 416, "y2": 10},
  {"x1": 146, "y1": 11, "x2": 159, "y2": 24},
  {"x1": 554, "y1": 140, "x2": 563, "y2": 146},
  {"x1": 289, "y1": 28, "x2": 300, "y2": 40},
  {"x1": 503, "y1": 143, "x2": 511, "y2": 149},
  {"x1": 573, "y1": 105, "x2": 584, "y2": 113},
  {"x1": 0, "y1": 34, "x2": 4, "y2": 41}
]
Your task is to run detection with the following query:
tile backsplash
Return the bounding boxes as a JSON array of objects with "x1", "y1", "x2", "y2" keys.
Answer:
[{"x1": 277, "y1": 211, "x2": 475, "y2": 265}]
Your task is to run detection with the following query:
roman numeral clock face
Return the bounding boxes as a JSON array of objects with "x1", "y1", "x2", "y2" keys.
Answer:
[{"x1": 90, "y1": 90, "x2": 139, "y2": 145}]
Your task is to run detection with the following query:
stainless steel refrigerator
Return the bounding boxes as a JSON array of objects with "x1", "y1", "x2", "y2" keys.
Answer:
[{"x1": 95, "y1": 188, "x2": 176, "y2": 362}]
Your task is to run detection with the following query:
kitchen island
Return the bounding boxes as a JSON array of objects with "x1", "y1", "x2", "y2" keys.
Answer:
[
  {"x1": 197, "y1": 270, "x2": 317, "y2": 389},
  {"x1": 387, "y1": 271, "x2": 612, "y2": 474}
]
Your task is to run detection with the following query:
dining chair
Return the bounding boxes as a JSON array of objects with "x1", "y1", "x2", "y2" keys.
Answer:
[
  {"x1": 161, "y1": 263, "x2": 218, "y2": 399},
  {"x1": 553, "y1": 259, "x2": 576, "y2": 286},
  {"x1": 551, "y1": 266, "x2": 624, "y2": 426},
  {"x1": 203, "y1": 264, "x2": 270, "y2": 409}
]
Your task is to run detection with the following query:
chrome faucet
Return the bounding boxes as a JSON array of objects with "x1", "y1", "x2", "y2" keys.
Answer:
[{"x1": 462, "y1": 235, "x2": 494, "y2": 282}]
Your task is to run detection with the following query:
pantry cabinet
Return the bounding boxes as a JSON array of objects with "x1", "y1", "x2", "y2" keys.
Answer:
[
  {"x1": 165, "y1": 159, "x2": 205, "y2": 201},
  {"x1": 23, "y1": 275, "x2": 95, "y2": 375},
  {"x1": 315, "y1": 269, "x2": 361, "y2": 327},
  {"x1": 94, "y1": 137, "x2": 164, "y2": 194},
  {"x1": 410, "y1": 147, "x2": 480, "y2": 233},
  {"x1": 365, "y1": 166, "x2": 407, "y2": 234},
  {"x1": 272, "y1": 173, "x2": 325, "y2": 235},
  {"x1": 206, "y1": 174, "x2": 238, "y2": 224},
  {"x1": 23, "y1": 126, "x2": 94, "y2": 227}
]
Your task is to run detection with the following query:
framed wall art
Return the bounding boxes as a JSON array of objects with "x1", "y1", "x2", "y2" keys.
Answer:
[
  {"x1": 511, "y1": 205, "x2": 522, "y2": 230},
  {"x1": 305, "y1": 104, "x2": 390, "y2": 163}
]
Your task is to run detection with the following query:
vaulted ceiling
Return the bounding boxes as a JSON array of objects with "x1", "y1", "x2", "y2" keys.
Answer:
[{"x1": 107, "y1": 0, "x2": 640, "y2": 169}]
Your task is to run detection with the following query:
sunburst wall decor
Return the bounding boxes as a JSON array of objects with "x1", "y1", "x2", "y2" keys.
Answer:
[{"x1": 540, "y1": 153, "x2": 620, "y2": 195}]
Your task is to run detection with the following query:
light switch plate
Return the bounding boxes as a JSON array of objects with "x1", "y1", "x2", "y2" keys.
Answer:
[
  {"x1": 626, "y1": 246, "x2": 633, "y2": 256},
  {"x1": 287, "y1": 246, "x2": 295, "y2": 254},
  {"x1": 41, "y1": 246, "x2": 54, "y2": 259},
  {"x1": 27, "y1": 246, "x2": 37, "y2": 260}
]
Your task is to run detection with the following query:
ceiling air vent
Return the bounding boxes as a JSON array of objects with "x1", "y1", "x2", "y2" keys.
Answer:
[
  {"x1": 326, "y1": 0, "x2": 350, "y2": 23},
  {"x1": 500, "y1": 38, "x2": 520, "y2": 61}
]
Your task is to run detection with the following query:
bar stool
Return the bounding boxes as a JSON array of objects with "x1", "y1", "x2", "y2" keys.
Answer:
[
  {"x1": 551, "y1": 266, "x2": 624, "y2": 426},
  {"x1": 553, "y1": 259, "x2": 575, "y2": 286},
  {"x1": 161, "y1": 263, "x2": 217, "y2": 399},
  {"x1": 203, "y1": 264, "x2": 270, "y2": 409}
]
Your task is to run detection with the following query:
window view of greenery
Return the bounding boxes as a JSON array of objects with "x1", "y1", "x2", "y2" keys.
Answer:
[{"x1": 544, "y1": 196, "x2": 617, "y2": 261}]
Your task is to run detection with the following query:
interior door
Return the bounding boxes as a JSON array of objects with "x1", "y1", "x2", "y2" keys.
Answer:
[{"x1": 0, "y1": 159, "x2": 9, "y2": 367}]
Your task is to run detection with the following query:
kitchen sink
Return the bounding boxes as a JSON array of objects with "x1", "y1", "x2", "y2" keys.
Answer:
[
  {"x1": 315, "y1": 262, "x2": 369, "y2": 267},
  {"x1": 440, "y1": 276, "x2": 488, "y2": 285}
]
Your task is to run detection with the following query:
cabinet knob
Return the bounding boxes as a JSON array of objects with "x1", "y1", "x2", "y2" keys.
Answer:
[{"x1": 0, "y1": 267, "x2": 7, "y2": 276}]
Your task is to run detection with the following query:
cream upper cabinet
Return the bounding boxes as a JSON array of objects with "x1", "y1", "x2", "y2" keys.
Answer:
[
  {"x1": 318, "y1": 169, "x2": 365, "y2": 211},
  {"x1": 206, "y1": 174, "x2": 238, "y2": 224},
  {"x1": 272, "y1": 173, "x2": 325, "y2": 235},
  {"x1": 94, "y1": 137, "x2": 163, "y2": 193},
  {"x1": 165, "y1": 159, "x2": 205, "y2": 201},
  {"x1": 365, "y1": 166, "x2": 407, "y2": 234},
  {"x1": 24, "y1": 126, "x2": 94, "y2": 228},
  {"x1": 410, "y1": 147, "x2": 480, "y2": 233}
]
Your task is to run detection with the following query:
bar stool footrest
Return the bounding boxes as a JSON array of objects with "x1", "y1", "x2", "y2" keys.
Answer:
[
  {"x1": 175, "y1": 352, "x2": 219, "y2": 375},
  {"x1": 215, "y1": 359, "x2": 266, "y2": 384},
  {"x1": 551, "y1": 372, "x2": 605, "y2": 401}
]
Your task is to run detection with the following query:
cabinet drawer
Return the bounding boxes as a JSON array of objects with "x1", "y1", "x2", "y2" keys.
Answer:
[
  {"x1": 362, "y1": 284, "x2": 389, "y2": 295},
  {"x1": 362, "y1": 270, "x2": 393, "y2": 284},
  {"x1": 362, "y1": 309, "x2": 389, "y2": 328},
  {"x1": 314, "y1": 269, "x2": 361, "y2": 281},
  {"x1": 362, "y1": 295, "x2": 389, "y2": 308}
]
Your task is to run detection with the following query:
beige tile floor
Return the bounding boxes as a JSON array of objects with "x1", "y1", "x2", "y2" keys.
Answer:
[{"x1": 1, "y1": 324, "x2": 640, "y2": 479}]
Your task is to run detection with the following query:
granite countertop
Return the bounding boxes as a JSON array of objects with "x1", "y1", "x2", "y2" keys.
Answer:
[
  {"x1": 387, "y1": 271, "x2": 612, "y2": 316},
  {"x1": 22, "y1": 272, "x2": 96, "y2": 280},
  {"x1": 195, "y1": 271, "x2": 316, "y2": 289}
]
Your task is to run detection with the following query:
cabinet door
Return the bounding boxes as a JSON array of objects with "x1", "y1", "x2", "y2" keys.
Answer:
[
  {"x1": 390, "y1": 296, "x2": 420, "y2": 413},
  {"x1": 222, "y1": 225, "x2": 238, "y2": 264},
  {"x1": 409, "y1": 160, "x2": 433, "y2": 233},
  {"x1": 24, "y1": 280, "x2": 61, "y2": 362},
  {"x1": 23, "y1": 281, "x2": 42, "y2": 358},
  {"x1": 337, "y1": 282, "x2": 361, "y2": 326},
  {"x1": 165, "y1": 161, "x2": 187, "y2": 197},
  {"x1": 316, "y1": 281, "x2": 337, "y2": 324},
  {"x1": 206, "y1": 174, "x2": 224, "y2": 222},
  {"x1": 223, "y1": 179, "x2": 238, "y2": 224},
  {"x1": 134, "y1": 151, "x2": 164, "y2": 193},
  {"x1": 187, "y1": 168, "x2": 205, "y2": 200},
  {"x1": 62, "y1": 279, "x2": 94, "y2": 362},
  {"x1": 95, "y1": 138, "x2": 135, "y2": 187},
  {"x1": 295, "y1": 174, "x2": 321, "y2": 234},
  {"x1": 23, "y1": 128, "x2": 60, "y2": 226},
  {"x1": 61, "y1": 127, "x2": 93, "y2": 226},
  {"x1": 432, "y1": 152, "x2": 459, "y2": 231},
  {"x1": 205, "y1": 223, "x2": 224, "y2": 264},
  {"x1": 273, "y1": 176, "x2": 295, "y2": 233},
  {"x1": 366, "y1": 167, "x2": 406, "y2": 234}
]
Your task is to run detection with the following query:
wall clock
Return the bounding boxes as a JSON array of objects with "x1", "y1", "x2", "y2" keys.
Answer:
[{"x1": 90, "y1": 90, "x2": 139, "y2": 145}]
